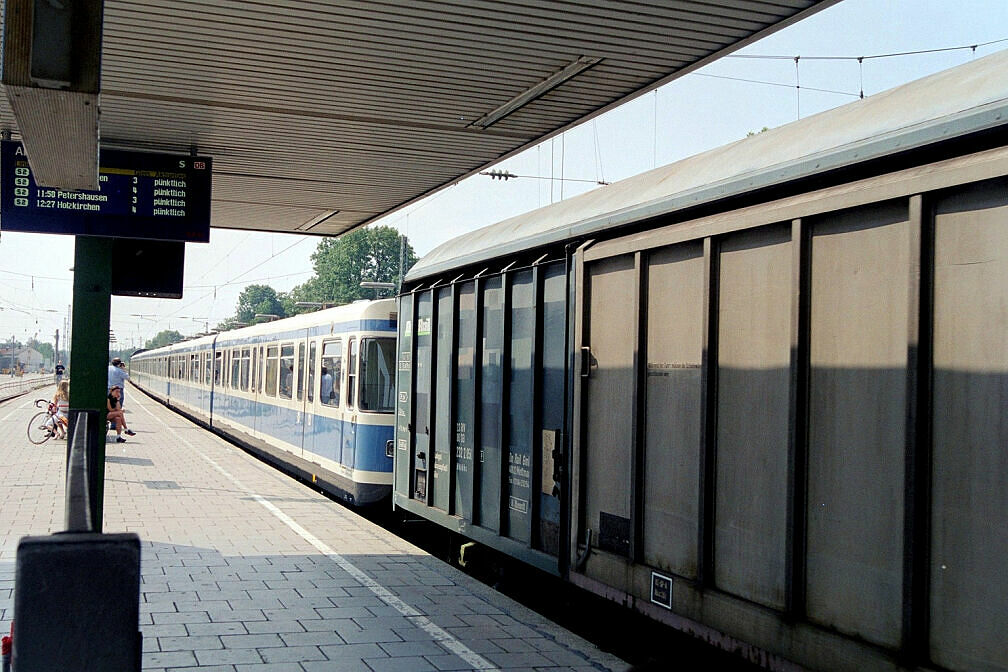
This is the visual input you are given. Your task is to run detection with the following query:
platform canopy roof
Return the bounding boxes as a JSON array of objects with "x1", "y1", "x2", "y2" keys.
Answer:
[{"x1": 0, "y1": 0, "x2": 838, "y2": 237}]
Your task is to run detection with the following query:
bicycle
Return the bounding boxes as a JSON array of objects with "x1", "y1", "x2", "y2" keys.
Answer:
[{"x1": 27, "y1": 398, "x2": 64, "y2": 445}]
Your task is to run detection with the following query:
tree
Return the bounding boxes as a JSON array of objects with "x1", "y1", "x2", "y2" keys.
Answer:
[
  {"x1": 110, "y1": 347, "x2": 136, "y2": 364},
  {"x1": 214, "y1": 317, "x2": 244, "y2": 332},
  {"x1": 146, "y1": 330, "x2": 185, "y2": 349},
  {"x1": 234, "y1": 284, "x2": 286, "y2": 324},
  {"x1": 289, "y1": 226, "x2": 417, "y2": 308}
]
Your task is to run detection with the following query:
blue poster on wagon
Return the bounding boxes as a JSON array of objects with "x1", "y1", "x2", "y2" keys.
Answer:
[{"x1": 0, "y1": 141, "x2": 212, "y2": 242}]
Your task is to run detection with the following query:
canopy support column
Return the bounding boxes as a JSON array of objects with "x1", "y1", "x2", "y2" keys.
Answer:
[{"x1": 67, "y1": 235, "x2": 113, "y2": 531}]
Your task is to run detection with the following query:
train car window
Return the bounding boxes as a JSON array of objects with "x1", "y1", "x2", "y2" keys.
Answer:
[
  {"x1": 250, "y1": 347, "x2": 258, "y2": 393},
  {"x1": 265, "y1": 345, "x2": 279, "y2": 397},
  {"x1": 259, "y1": 346, "x2": 265, "y2": 392},
  {"x1": 347, "y1": 338, "x2": 358, "y2": 408},
  {"x1": 191, "y1": 354, "x2": 198, "y2": 382},
  {"x1": 321, "y1": 339, "x2": 341, "y2": 407},
  {"x1": 359, "y1": 338, "x2": 395, "y2": 413},
  {"x1": 214, "y1": 351, "x2": 222, "y2": 386},
  {"x1": 203, "y1": 352, "x2": 210, "y2": 385},
  {"x1": 297, "y1": 342, "x2": 306, "y2": 402},
  {"x1": 240, "y1": 348, "x2": 251, "y2": 391},
  {"x1": 279, "y1": 344, "x2": 294, "y2": 399},
  {"x1": 307, "y1": 341, "x2": 317, "y2": 403}
]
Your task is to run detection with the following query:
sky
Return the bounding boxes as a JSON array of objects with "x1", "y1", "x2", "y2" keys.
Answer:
[{"x1": 1, "y1": 0, "x2": 1007, "y2": 354}]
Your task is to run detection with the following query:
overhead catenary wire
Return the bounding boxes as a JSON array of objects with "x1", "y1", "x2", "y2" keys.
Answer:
[
  {"x1": 692, "y1": 72, "x2": 859, "y2": 98},
  {"x1": 481, "y1": 170, "x2": 608, "y2": 185},
  {"x1": 159, "y1": 235, "x2": 314, "y2": 325},
  {"x1": 725, "y1": 37, "x2": 1008, "y2": 61}
]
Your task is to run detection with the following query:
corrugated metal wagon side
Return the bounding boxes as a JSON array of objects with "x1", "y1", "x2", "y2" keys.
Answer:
[{"x1": 395, "y1": 51, "x2": 1008, "y2": 672}]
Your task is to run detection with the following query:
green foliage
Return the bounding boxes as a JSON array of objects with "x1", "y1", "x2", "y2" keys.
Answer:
[
  {"x1": 110, "y1": 347, "x2": 136, "y2": 364},
  {"x1": 217, "y1": 226, "x2": 417, "y2": 329},
  {"x1": 145, "y1": 330, "x2": 185, "y2": 349},
  {"x1": 234, "y1": 284, "x2": 286, "y2": 324},
  {"x1": 213, "y1": 317, "x2": 247, "y2": 332},
  {"x1": 288, "y1": 226, "x2": 417, "y2": 308}
]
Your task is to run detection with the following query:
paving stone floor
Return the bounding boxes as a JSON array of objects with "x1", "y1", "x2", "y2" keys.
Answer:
[{"x1": 0, "y1": 386, "x2": 627, "y2": 672}]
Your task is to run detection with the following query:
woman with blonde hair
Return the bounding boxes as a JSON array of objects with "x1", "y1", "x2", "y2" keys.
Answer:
[{"x1": 51, "y1": 379, "x2": 70, "y2": 440}]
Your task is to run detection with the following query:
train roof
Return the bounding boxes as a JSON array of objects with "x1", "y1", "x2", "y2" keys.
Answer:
[
  {"x1": 212, "y1": 299, "x2": 396, "y2": 344},
  {"x1": 406, "y1": 49, "x2": 1008, "y2": 282},
  {"x1": 134, "y1": 299, "x2": 397, "y2": 358}
]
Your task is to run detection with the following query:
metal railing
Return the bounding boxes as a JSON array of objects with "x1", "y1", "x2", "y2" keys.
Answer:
[{"x1": 0, "y1": 374, "x2": 52, "y2": 403}]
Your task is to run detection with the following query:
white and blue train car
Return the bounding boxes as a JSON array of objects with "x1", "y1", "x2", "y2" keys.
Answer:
[{"x1": 131, "y1": 299, "x2": 398, "y2": 505}]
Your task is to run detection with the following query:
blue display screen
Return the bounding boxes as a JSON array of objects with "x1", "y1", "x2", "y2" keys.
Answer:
[{"x1": 0, "y1": 141, "x2": 212, "y2": 242}]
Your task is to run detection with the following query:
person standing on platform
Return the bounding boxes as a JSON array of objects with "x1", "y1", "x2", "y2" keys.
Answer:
[
  {"x1": 320, "y1": 366, "x2": 334, "y2": 405},
  {"x1": 107, "y1": 357, "x2": 130, "y2": 407},
  {"x1": 55, "y1": 360, "x2": 65, "y2": 384}
]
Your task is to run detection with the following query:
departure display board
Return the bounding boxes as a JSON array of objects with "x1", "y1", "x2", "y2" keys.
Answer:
[{"x1": 0, "y1": 141, "x2": 212, "y2": 242}]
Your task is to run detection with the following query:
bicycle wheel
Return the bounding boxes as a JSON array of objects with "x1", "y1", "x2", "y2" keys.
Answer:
[{"x1": 27, "y1": 411, "x2": 54, "y2": 445}]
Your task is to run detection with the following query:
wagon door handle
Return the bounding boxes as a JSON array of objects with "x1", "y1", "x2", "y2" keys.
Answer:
[{"x1": 580, "y1": 346, "x2": 592, "y2": 378}]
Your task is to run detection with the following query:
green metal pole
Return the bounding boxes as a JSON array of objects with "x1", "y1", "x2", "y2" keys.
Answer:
[{"x1": 68, "y1": 235, "x2": 114, "y2": 532}]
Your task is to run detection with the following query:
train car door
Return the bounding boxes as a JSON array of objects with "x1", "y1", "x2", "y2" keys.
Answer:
[
  {"x1": 304, "y1": 339, "x2": 318, "y2": 461},
  {"x1": 319, "y1": 338, "x2": 344, "y2": 469},
  {"x1": 342, "y1": 338, "x2": 359, "y2": 470},
  {"x1": 296, "y1": 335, "x2": 309, "y2": 456},
  {"x1": 412, "y1": 293, "x2": 435, "y2": 503},
  {"x1": 576, "y1": 253, "x2": 636, "y2": 560}
]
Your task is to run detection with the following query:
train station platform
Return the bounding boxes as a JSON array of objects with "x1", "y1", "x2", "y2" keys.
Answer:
[{"x1": 0, "y1": 384, "x2": 626, "y2": 672}]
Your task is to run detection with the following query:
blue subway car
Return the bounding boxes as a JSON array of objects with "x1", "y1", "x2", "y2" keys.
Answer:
[{"x1": 132, "y1": 299, "x2": 398, "y2": 505}]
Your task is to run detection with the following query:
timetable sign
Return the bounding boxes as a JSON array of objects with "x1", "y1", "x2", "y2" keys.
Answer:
[{"x1": 0, "y1": 141, "x2": 212, "y2": 242}]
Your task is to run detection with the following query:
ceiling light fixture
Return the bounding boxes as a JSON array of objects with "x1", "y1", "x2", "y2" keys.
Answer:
[{"x1": 470, "y1": 56, "x2": 603, "y2": 129}]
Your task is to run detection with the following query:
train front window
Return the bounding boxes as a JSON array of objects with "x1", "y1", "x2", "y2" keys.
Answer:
[{"x1": 359, "y1": 338, "x2": 395, "y2": 413}]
